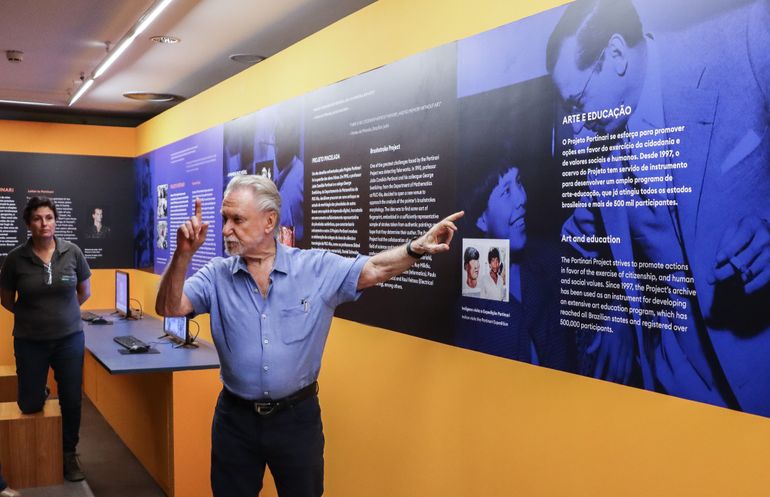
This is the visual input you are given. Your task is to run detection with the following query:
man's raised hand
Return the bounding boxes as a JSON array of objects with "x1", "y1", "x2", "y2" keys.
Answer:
[{"x1": 177, "y1": 198, "x2": 209, "y2": 256}]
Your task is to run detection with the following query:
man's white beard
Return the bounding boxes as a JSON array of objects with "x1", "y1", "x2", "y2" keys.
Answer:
[{"x1": 224, "y1": 237, "x2": 242, "y2": 256}]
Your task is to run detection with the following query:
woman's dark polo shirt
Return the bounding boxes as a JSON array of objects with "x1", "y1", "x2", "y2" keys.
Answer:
[{"x1": 0, "y1": 238, "x2": 91, "y2": 340}]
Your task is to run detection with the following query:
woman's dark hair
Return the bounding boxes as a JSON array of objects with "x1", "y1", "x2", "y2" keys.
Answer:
[{"x1": 23, "y1": 196, "x2": 58, "y2": 225}]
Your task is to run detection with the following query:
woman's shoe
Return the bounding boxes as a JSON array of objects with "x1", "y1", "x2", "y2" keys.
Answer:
[
  {"x1": 63, "y1": 452, "x2": 86, "y2": 482},
  {"x1": 0, "y1": 486, "x2": 21, "y2": 497}
]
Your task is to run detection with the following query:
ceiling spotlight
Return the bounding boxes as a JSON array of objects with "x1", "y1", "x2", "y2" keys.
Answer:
[
  {"x1": 229, "y1": 53, "x2": 266, "y2": 66},
  {"x1": 123, "y1": 92, "x2": 184, "y2": 102},
  {"x1": 69, "y1": 0, "x2": 175, "y2": 106},
  {"x1": 150, "y1": 35, "x2": 180, "y2": 44},
  {"x1": 6, "y1": 50, "x2": 24, "y2": 63}
]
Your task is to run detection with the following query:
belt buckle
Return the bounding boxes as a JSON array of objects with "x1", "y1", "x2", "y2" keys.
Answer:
[{"x1": 254, "y1": 401, "x2": 276, "y2": 416}]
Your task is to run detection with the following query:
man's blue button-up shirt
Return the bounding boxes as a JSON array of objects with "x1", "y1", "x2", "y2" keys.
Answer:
[{"x1": 184, "y1": 241, "x2": 368, "y2": 399}]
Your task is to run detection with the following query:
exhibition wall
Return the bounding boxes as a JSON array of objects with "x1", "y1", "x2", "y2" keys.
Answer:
[
  {"x1": 134, "y1": 0, "x2": 770, "y2": 495},
  {"x1": 138, "y1": 0, "x2": 770, "y2": 417},
  {"x1": 0, "y1": 150, "x2": 135, "y2": 268}
]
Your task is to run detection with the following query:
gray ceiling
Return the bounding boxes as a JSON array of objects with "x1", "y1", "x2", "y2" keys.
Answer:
[{"x1": 0, "y1": 0, "x2": 374, "y2": 125}]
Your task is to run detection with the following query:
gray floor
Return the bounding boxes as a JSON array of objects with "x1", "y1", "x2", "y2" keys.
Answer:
[
  {"x1": 16, "y1": 396, "x2": 167, "y2": 497},
  {"x1": 18, "y1": 481, "x2": 93, "y2": 497}
]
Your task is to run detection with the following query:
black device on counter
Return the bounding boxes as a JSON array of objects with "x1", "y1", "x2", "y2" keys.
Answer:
[{"x1": 113, "y1": 335, "x2": 149, "y2": 353}]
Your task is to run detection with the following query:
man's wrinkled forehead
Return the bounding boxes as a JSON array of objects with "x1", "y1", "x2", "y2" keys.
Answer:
[{"x1": 222, "y1": 188, "x2": 260, "y2": 214}]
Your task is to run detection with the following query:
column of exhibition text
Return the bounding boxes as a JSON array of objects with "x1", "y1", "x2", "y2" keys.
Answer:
[
  {"x1": 561, "y1": 125, "x2": 690, "y2": 210},
  {"x1": 310, "y1": 163, "x2": 363, "y2": 257},
  {"x1": 559, "y1": 256, "x2": 695, "y2": 333},
  {"x1": 369, "y1": 153, "x2": 440, "y2": 291}
]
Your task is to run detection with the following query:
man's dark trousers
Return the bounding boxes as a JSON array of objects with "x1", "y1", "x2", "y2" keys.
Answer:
[{"x1": 211, "y1": 389, "x2": 325, "y2": 497}]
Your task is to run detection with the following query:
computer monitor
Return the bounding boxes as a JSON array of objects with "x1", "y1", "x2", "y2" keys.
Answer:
[
  {"x1": 163, "y1": 316, "x2": 190, "y2": 345},
  {"x1": 115, "y1": 270, "x2": 130, "y2": 318}
]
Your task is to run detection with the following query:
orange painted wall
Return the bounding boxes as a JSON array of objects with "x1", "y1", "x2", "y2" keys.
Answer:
[
  {"x1": 170, "y1": 368, "x2": 219, "y2": 497},
  {"x1": 83, "y1": 352, "x2": 173, "y2": 494},
  {"x1": 0, "y1": 120, "x2": 135, "y2": 157},
  {"x1": 320, "y1": 320, "x2": 770, "y2": 497}
]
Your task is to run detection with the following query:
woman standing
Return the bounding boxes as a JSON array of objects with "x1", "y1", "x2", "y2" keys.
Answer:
[{"x1": 0, "y1": 197, "x2": 91, "y2": 482}]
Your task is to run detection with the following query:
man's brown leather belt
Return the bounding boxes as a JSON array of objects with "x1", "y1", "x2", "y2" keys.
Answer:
[{"x1": 225, "y1": 381, "x2": 319, "y2": 416}]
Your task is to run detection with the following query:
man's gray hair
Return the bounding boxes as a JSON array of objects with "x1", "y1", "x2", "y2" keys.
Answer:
[{"x1": 224, "y1": 174, "x2": 282, "y2": 235}]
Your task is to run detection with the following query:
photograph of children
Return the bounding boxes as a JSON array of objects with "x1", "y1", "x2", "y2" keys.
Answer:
[
  {"x1": 461, "y1": 239, "x2": 508, "y2": 302},
  {"x1": 461, "y1": 244, "x2": 482, "y2": 299},
  {"x1": 156, "y1": 184, "x2": 168, "y2": 218}
]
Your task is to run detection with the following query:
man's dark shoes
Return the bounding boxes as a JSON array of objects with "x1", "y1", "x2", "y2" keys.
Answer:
[{"x1": 63, "y1": 452, "x2": 86, "y2": 482}]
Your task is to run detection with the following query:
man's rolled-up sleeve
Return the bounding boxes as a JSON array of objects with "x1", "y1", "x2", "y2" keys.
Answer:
[
  {"x1": 323, "y1": 253, "x2": 369, "y2": 308},
  {"x1": 183, "y1": 263, "x2": 216, "y2": 315}
]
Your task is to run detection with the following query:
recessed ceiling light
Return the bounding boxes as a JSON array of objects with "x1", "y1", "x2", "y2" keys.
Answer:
[
  {"x1": 123, "y1": 92, "x2": 184, "y2": 102},
  {"x1": 5, "y1": 50, "x2": 23, "y2": 63},
  {"x1": 229, "y1": 53, "x2": 266, "y2": 65},
  {"x1": 150, "y1": 35, "x2": 180, "y2": 44}
]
